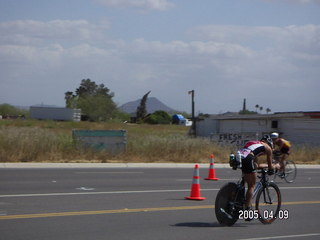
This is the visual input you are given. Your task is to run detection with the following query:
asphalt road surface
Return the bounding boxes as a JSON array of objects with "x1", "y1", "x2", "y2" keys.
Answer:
[{"x1": 0, "y1": 164, "x2": 320, "y2": 240}]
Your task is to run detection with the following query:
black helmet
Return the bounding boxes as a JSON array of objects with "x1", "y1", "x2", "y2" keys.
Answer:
[{"x1": 261, "y1": 134, "x2": 273, "y2": 149}]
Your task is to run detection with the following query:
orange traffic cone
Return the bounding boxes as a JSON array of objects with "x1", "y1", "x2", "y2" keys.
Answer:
[
  {"x1": 205, "y1": 154, "x2": 219, "y2": 181},
  {"x1": 185, "y1": 164, "x2": 206, "y2": 200}
]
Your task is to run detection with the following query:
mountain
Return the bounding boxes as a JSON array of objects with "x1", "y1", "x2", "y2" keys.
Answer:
[{"x1": 119, "y1": 97, "x2": 177, "y2": 114}]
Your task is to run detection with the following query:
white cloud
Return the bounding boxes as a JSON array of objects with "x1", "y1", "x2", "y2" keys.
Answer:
[
  {"x1": 127, "y1": 38, "x2": 254, "y2": 62},
  {"x1": 0, "y1": 19, "x2": 319, "y2": 112},
  {"x1": 95, "y1": 0, "x2": 174, "y2": 10},
  {"x1": 189, "y1": 24, "x2": 320, "y2": 59},
  {"x1": 0, "y1": 20, "x2": 108, "y2": 45},
  {"x1": 264, "y1": 0, "x2": 320, "y2": 4}
]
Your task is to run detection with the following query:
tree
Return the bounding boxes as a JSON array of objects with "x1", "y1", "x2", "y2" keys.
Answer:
[
  {"x1": 136, "y1": 91, "x2": 151, "y2": 122},
  {"x1": 255, "y1": 104, "x2": 259, "y2": 113},
  {"x1": 65, "y1": 91, "x2": 78, "y2": 108},
  {"x1": 144, "y1": 110, "x2": 171, "y2": 124},
  {"x1": 239, "y1": 109, "x2": 257, "y2": 115},
  {"x1": 0, "y1": 104, "x2": 28, "y2": 117},
  {"x1": 259, "y1": 106, "x2": 263, "y2": 113},
  {"x1": 65, "y1": 79, "x2": 117, "y2": 121},
  {"x1": 266, "y1": 108, "x2": 271, "y2": 114}
]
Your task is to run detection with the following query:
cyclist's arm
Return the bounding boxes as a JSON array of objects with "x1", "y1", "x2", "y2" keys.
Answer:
[
  {"x1": 277, "y1": 138, "x2": 285, "y2": 149},
  {"x1": 263, "y1": 143, "x2": 273, "y2": 170}
]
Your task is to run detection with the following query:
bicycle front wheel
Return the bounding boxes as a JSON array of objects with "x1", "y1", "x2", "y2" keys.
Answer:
[
  {"x1": 284, "y1": 160, "x2": 297, "y2": 183},
  {"x1": 255, "y1": 182, "x2": 281, "y2": 224},
  {"x1": 215, "y1": 182, "x2": 243, "y2": 226}
]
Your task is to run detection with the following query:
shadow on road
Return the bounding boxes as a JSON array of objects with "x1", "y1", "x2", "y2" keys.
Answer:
[{"x1": 172, "y1": 222, "x2": 248, "y2": 228}]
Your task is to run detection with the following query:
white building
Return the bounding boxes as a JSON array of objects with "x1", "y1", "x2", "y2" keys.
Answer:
[
  {"x1": 196, "y1": 112, "x2": 320, "y2": 146},
  {"x1": 30, "y1": 105, "x2": 81, "y2": 122}
]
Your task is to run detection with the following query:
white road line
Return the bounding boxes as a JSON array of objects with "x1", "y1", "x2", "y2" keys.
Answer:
[
  {"x1": 176, "y1": 178, "x2": 238, "y2": 181},
  {"x1": 0, "y1": 188, "x2": 220, "y2": 198},
  {"x1": 216, "y1": 178, "x2": 239, "y2": 181},
  {"x1": 238, "y1": 233, "x2": 320, "y2": 240},
  {"x1": 1, "y1": 186, "x2": 319, "y2": 198},
  {"x1": 280, "y1": 186, "x2": 320, "y2": 190},
  {"x1": 75, "y1": 172, "x2": 144, "y2": 174}
]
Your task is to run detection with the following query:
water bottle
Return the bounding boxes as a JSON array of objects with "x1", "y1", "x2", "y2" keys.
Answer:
[
  {"x1": 229, "y1": 153, "x2": 236, "y2": 169},
  {"x1": 236, "y1": 151, "x2": 242, "y2": 169}
]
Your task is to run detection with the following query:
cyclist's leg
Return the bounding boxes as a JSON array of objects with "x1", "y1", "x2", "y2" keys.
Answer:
[
  {"x1": 272, "y1": 162, "x2": 279, "y2": 181},
  {"x1": 241, "y1": 154, "x2": 257, "y2": 209},
  {"x1": 280, "y1": 148, "x2": 290, "y2": 172},
  {"x1": 243, "y1": 173, "x2": 256, "y2": 209}
]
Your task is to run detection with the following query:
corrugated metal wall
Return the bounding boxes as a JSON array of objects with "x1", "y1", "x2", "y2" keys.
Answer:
[
  {"x1": 279, "y1": 119, "x2": 320, "y2": 144},
  {"x1": 197, "y1": 116, "x2": 320, "y2": 145}
]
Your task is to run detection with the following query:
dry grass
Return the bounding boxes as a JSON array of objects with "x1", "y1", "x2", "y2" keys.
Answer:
[
  {"x1": 0, "y1": 119, "x2": 319, "y2": 164},
  {"x1": 289, "y1": 145, "x2": 320, "y2": 164},
  {"x1": 125, "y1": 135, "x2": 232, "y2": 163}
]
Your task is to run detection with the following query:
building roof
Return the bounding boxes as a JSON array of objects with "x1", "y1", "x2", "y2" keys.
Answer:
[
  {"x1": 31, "y1": 104, "x2": 65, "y2": 109},
  {"x1": 205, "y1": 111, "x2": 320, "y2": 120}
]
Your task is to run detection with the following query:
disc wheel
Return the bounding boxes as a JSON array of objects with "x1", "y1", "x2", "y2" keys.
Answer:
[{"x1": 215, "y1": 182, "x2": 244, "y2": 226}]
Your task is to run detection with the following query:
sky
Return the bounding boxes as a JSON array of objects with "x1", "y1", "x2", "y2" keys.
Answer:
[{"x1": 0, "y1": 0, "x2": 319, "y2": 114}]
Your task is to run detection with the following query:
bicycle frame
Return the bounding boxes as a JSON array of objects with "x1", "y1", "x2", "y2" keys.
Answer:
[{"x1": 239, "y1": 169, "x2": 269, "y2": 202}]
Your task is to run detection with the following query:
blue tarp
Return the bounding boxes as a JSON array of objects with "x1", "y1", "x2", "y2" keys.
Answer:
[{"x1": 172, "y1": 114, "x2": 185, "y2": 124}]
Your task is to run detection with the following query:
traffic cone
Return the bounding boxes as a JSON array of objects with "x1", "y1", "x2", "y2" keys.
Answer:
[
  {"x1": 205, "y1": 154, "x2": 219, "y2": 181},
  {"x1": 185, "y1": 164, "x2": 206, "y2": 200}
]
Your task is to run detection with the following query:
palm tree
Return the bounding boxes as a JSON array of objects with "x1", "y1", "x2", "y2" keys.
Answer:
[
  {"x1": 259, "y1": 106, "x2": 263, "y2": 113},
  {"x1": 255, "y1": 104, "x2": 259, "y2": 113},
  {"x1": 266, "y1": 108, "x2": 271, "y2": 114}
]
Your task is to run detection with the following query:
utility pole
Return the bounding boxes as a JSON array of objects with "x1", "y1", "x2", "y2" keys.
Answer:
[{"x1": 188, "y1": 90, "x2": 196, "y2": 137}]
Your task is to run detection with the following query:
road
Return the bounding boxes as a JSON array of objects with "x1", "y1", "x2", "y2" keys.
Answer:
[{"x1": 0, "y1": 164, "x2": 320, "y2": 240}]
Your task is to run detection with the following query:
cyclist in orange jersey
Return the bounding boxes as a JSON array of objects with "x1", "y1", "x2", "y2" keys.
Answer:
[{"x1": 270, "y1": 132, "x2": 291, "y2": 175}]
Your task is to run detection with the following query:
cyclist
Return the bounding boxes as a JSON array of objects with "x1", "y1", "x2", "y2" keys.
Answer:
[
  {"x1": 270, "y1": 132, "x2": 291, "y2": 176},
  {"x1": 236, "y1": 135, "x2": 274, "y2": 220}
]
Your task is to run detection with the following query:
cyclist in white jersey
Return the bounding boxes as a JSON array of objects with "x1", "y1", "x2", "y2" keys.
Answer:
[{"x1": 237, "y1": 135, "x2": 274, "y2": 219}]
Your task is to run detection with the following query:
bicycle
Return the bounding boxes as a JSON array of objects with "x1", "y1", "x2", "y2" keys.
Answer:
[
  {"x1": 215, "y1": 168, "x2": 281, "y2": 226},
  {"x1": 272, "y1": 151, "x2": 297, "y2": 183}
]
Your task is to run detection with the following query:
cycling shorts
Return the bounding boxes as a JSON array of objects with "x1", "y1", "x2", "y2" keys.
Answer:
[
  {"x1": 280, "y1": 147, "x2": 290, "y2": 155},
  {"x1": 241, "y1": 153, "x2": 256, "y2": 174}
]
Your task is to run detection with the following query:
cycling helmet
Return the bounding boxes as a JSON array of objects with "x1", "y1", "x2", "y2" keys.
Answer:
[
  {"x1": 261, "y1": 134, "x2": 273, "y2": 149},
  {"x1": 270, "y1": 132, "x2": 279, "y2": 139}
]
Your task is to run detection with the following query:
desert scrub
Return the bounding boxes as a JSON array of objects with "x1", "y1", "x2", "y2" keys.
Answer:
[
  {"x1": 0, "y1": 127, "x2": 73, "y2": 162},
  {"x1": 0, "y1": 126, "x2": 114, "y2": 162},
  {"x1": 125, "y1": 134, "x2": 231, "y2": 163},
  {"x1": 289, "y1": 145, "x2": 320, "y2": 164},
  {"x1": 0, "y1": 120, "x2": 319, "y2": 164}
]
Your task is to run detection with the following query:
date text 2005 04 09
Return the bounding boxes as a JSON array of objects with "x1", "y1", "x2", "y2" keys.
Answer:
[{"x1": 238, "y1": 210, "x2": 289, "y2": 220}]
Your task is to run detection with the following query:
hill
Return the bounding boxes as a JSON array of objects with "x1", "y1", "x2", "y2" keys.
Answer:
[{"x1": 119, "y1": 97, "x2": 177, "y2": 114}]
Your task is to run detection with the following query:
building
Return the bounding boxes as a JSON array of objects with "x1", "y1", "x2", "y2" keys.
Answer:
[
  {"x1": 30, "y1": 105, "x2": 81, "y2": 122},
  {"x1": 196, "y1": 112, "x2": 320, "y2": 146}
]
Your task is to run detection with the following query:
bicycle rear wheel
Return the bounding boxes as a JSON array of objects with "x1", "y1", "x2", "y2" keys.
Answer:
[
  {"x1": 284, "y1": 160, "x2": 297, "y2": 183},
  {"x1": 215, "y1": 182, "x2": 244, "y2": 226},
  {"x1": 255, "y1": 182, "x2": 281, "y2": 224}
]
